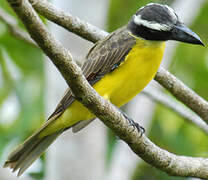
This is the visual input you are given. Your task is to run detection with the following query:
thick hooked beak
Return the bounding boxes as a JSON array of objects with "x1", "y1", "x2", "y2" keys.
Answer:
[{"x1": 171, "y1": 22, "x2": 204, "y2": 46}]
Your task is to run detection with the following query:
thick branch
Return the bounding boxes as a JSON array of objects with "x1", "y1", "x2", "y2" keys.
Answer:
[
  {"x1": 6, "y1": 0, "x2": 208, "y2": 178},
  {"x1": 29, "y1": 0, "x2": 208, "y2": 123},
  {"x1": 0, "y1": 7, "x2": 35, "y2": 45}
]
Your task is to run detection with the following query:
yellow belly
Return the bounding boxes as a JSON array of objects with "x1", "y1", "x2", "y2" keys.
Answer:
[
  {"x1": 41, "y1": 39, "x2": 165, "y2": 136},
  {"x1": 95, "y1": 39, "x2": 165, "y2": 106}
]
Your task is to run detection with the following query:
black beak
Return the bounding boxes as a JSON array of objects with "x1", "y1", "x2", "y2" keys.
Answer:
[{"x1": 171, "y1": 22, "x2": 204, "y2": 46}]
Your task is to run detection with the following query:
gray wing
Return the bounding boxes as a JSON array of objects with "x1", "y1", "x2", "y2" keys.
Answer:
[{"x1": 48, "y1": 27, "x2": 136, "y2": 124}]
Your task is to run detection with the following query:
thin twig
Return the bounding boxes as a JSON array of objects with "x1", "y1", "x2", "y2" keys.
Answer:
[
  {"x1": 0, "y1": 7, "x2": 35, "y2": 45},
  {"x1": 6, "y1": 0, "x2": 208, "y2": 178},
  {"x1": 142, "y1": 89, "x2": 208, "y2": 134},
  {"x1": 29, "y1": 0, "x2": 208, "y2": 124}
]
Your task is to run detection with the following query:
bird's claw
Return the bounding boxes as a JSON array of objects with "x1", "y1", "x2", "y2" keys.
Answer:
[{"x1": 122, "y1": 113, "x2": 145, "y2": 137}]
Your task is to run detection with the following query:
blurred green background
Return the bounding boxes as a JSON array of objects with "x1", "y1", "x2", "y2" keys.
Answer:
[{"x1": 0, "y1": 0, "x2": 208, "y2": 180}]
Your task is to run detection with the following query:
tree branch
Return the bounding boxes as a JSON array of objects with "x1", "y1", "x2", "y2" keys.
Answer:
[
  {"x1": 29, "y1": 0, "x2": 208, "y2": 124},
  {"x1": 155, "y1": 68, "x2": 208, "y2": 123},
  {"x1": 29, "y1": 0, "x2": 108, "y2": 43},
  {"x1": 142, "y1": 89, "x2": 208, "y2": 134},
  {"x1": 0, "y1": 7, "x2": 35, "y2": 45},
  {"x1": 5, "y1": 0, "x2": 208, "y2": 178}
]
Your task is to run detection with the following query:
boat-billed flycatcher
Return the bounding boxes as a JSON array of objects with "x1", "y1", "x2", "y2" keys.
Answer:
[{"x1": 4, "y1": 3, "x2": 204, "y2": 176}]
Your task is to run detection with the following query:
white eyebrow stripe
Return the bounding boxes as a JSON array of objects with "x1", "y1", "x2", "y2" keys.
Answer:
[{"x1": 133, "y1": 15, "x2": 171, "y2": 31}]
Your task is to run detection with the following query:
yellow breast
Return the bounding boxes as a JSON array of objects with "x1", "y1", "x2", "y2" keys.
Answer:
[
  {"x1": 40, "y1": 38, "x2": 165, "y2": 137},
  {"x1": 94, "y1": 38, "x2": 165, "y2": 107}
]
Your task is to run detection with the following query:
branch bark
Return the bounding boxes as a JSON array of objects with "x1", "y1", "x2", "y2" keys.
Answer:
[
  {"x1": 155, "y1": 68, "x2": 208, "y2": 123},
  {"x1": 6, "y1": 0, "x2": 208, "y2": 178},
  {"x1": 29, "y1": 0, "x2": 108, "y2": 43},
  {"x1": 29, "y1": 0, "x2": 208, "y2": 124},
  {"x1": 142, "y1": 89, "x2": 208, "y2": 134}
]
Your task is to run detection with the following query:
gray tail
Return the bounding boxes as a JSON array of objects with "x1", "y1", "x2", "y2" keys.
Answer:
[{"x1": 3, "y1": 127, "x2": 63, "y2": 176}]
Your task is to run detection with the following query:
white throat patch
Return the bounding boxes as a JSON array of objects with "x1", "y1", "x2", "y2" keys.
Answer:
[{"x1": 133, "y1": 14, "x2": 171, "y2": 31}]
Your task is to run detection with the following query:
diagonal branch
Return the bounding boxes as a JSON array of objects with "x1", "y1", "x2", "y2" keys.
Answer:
[
  {"x1": 155, "y1": 68, "x2": 208, "y2": 122},
  {"x1": 142, "y1": 89, "x2": 208, "y2": 134},
  {"x1": 29, "y1": 0, "x2": 208, "y2": 123},
  {"x1": 6, "y1": 0, "x2": 208, "y2": 178},
  {"x1": 29, "y1": 0, "x2": 108, "y2": 43}
]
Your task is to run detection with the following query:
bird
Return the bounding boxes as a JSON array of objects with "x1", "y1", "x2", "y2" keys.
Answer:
[{"x1": 4, "y1": 3, "x2": 204, "y2": 176}]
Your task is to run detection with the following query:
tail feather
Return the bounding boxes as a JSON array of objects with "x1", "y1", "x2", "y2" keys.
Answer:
[{"x1": 4, "y1": 126, "x2": 63, "y2": 176}]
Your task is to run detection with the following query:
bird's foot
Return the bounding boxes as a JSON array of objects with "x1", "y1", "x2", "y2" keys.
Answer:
[{"x1": 120, "y1": 110, "x2": 145, "y2": 137}]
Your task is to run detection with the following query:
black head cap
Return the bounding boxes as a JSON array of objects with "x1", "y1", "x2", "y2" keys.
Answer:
[
  {"x1": 127, "y1": 3, "x2": 204, "y2": 45},
  {"x1": 136, "y1": 3, "x2": 177, "y2": 28}
]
